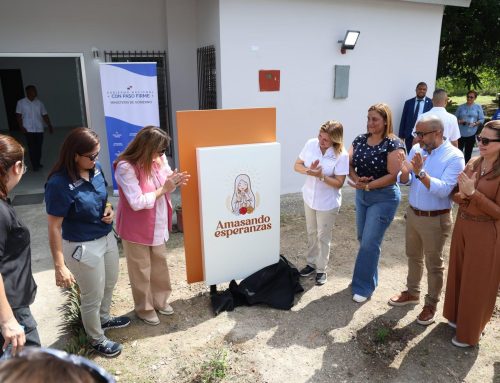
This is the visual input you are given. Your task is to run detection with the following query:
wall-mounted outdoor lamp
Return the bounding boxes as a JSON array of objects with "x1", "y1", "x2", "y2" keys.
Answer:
[{"x1": 338, "y1": 30, "x2": 360, "y2": 54}]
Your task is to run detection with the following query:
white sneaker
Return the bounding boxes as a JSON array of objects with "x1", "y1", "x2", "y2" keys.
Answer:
[
  {"x1": 158, "y1": 304, "x2": 174, "y2": 316},
  {"x1": 352, "y1": 294, "x2": 367, "y2": 303}
]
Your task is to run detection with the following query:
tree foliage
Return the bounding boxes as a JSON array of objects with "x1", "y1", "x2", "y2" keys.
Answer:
[{"x1": 437, "y1": 0, "x2": 500, "y2": 89}]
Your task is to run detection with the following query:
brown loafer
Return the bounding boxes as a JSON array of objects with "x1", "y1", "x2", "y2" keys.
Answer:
[
  {"x1": 388, "y1": 291, "x2": 419, "y2": 306},
  {"x1": 416, "y1": 305, "x2": 436, "y2": 326}
]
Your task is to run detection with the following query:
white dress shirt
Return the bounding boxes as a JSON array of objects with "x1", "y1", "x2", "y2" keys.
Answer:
[
  {"x1": 398, "y1": 140, "x2": 465, "y2": 211},
  {"x1": 299, "y1": 138, "x2": 350, "y2": 211},
  {"x1": 413, "y1": 107, "x2": 461, "y2": 143},
  {"x1": 15, "y1": 97, "x2": 48, "y2": 133}
]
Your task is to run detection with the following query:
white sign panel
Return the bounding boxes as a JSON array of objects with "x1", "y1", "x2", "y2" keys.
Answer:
[{"x1": 197, "y1": 142, "x2": 281, "y2": 285}]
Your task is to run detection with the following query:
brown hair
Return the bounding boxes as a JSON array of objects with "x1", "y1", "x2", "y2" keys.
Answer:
[
  {"x1": 319, "y1": 120, "x2": 345, "y2": 155},
  {"x1": 467, "y1": 89, "x2": 478, "y2": 98},
  {"x1": 0, "y1": 134, "x2": 24, "y2": 200},
  {"x1": 0, "y1": 352, "x2": 96, "y2": 383},
  {"x1": 469, "y1": 120, "x2": 500, "y2": 179},
  {"x1": 114, "y1": 126, "x2": 171, "y2": 176},
  {"x1": 367, "y1": 103, "x2": 396, "y2": 139},
  {"x1": 48, "y1": 127, "x2": 100, "y2": 182}
]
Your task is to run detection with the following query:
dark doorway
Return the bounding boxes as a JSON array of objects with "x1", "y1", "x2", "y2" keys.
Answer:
[{"x1": 0, "y1": 69, "x2": 24, "y2": 131}]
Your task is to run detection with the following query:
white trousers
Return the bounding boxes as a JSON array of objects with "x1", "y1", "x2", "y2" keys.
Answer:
[{"x1": 304, "y1": 203, "x2": 339, "y2": 273}]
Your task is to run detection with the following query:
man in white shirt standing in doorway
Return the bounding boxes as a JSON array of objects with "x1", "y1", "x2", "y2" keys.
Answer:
[{"x1": 16, "y1": 85, "x2": 54, "y2": 171}]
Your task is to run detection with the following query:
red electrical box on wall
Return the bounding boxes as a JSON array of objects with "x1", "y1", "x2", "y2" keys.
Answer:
[{"x1": 259, "y1": 70, "x2": 280, "y2": 92}]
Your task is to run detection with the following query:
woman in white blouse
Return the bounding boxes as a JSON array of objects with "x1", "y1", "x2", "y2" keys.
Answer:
[{"x1": 294, "y1": 120, "x2": 350, "y2": 285}]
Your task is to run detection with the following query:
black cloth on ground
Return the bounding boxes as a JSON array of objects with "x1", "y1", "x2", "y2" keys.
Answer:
[{"x1": 210, "y1": 255, "x2": 303, "y2": 315}]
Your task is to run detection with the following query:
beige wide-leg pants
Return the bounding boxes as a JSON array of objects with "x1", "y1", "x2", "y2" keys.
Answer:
[{"x1": 122, "y1": 240, "x2": 172, "y2": 323}]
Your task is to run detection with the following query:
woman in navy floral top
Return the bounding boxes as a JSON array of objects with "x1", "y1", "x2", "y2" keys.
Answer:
[{"x1": 348, "y1": 103, "x2": 405, "y2": 303}]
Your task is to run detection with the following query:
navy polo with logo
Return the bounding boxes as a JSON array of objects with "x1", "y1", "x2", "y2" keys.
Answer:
[{"x1": 45, "y1": 162, "x2": 112, "y2": 242}]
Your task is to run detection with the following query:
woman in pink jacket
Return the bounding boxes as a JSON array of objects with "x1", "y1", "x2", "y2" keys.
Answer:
[{"x1": 114, "y1": 126, "x2": 189, "y2": 325}]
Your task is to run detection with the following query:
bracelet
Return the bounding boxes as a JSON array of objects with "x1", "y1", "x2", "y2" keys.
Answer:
[{"x1": 105, "y1": 202, "x2": 113, "y2": 208}]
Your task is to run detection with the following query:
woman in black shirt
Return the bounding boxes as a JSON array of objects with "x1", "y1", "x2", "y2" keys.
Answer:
[{"x1": 0, "y1": 134, "x2": 39, "y2": 356}]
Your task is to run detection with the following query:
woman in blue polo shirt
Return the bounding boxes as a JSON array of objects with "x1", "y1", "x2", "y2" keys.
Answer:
[{"x1": 45, "y1": 127, "x2": 129, "y2": 357}]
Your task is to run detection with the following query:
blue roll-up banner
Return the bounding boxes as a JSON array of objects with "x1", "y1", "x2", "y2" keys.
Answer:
[{"x1": 99, "y1": 62, "x2": 160, "y2": 192}]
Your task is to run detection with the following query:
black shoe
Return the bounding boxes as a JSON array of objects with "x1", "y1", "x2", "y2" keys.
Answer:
[
  {"x1": 315, "y1": 273, "x2": 327, "y2": 285},
  {"x1": 92, "y1": 338, "x2": 122, "y2": 357},
  {"x1": 299, "y1": 265, "x2": 316, "y2": 277},
  {"x1": 102, "y1": 316, "x2": 131, "y2": 331}
]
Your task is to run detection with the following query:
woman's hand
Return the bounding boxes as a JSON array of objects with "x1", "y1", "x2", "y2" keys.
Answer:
[
  {"x1": 162, "y1": 170, "x2": 191, "y2": 194},
  {"x1": 0, "y1": 316, "x2": 25, "y2": 355},
  {"x1": 55, "y1": 264, "x2": 76, "y2": 288},
  {"x1": 101, "y1": 205, "x2": 114, "y2": 224},
  {"x1": 305, "y1": 160, "x2": 323, "y2": 177},
  {"x1": 347, "y1": 176, "x2": 373, "y2": 189},
  {"x1": 458, "y1": 171, "x2": 477, "y2": 197}
]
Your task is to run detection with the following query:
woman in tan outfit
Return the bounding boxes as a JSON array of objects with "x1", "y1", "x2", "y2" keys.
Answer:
[{"x1": 443, "y1": 120, "x2": 500, "y2": 347}]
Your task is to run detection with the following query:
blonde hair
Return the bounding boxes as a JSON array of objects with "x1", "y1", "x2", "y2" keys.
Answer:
[
  {"x1": 368, "y1": 103, "x2": 396, "y2": 139},
  {"x1": 319, "y1": 120, "x2": 345, "y2": 155},
  {"x1": 114, "y1": 126, "x2": 171, "y2": 176}
]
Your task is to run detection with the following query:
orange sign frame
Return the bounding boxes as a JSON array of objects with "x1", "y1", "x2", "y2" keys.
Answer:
[{"x1": 177, "y1": 108, "x2": 276, "y2": 283}]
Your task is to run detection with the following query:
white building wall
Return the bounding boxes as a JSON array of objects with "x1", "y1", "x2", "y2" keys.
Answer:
[
  {"x1": 0, "y1": 0, "x2": 168, "y2": 175},
  {"x1": 196, "y1": 0, "x2": 222, "y2": 109},
  {"x1": 218, "y1": 0, "x2": 444, "y2": 193},
  {"x1": 166, "y1": 0, "x2": 199, "y2": 166}
]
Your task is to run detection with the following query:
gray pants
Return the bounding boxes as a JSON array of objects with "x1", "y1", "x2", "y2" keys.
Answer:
[
  {"x1": 63, "y1": 231, "x2": 119, "y2": 344},
  {"x1": 304, "y1": 203, "x2": 339, "y2": 273}
]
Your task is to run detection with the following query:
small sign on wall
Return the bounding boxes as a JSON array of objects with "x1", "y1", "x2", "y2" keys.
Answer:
[
  {"x1": 259, "y1": 70, "x2": 280, "y2": 91},
  {"x1": 196, "y1": 142, "x2": 281, "y2": 285},
  {"x1": 334, "y1": 65, "x2": 350, "y2": 99}
]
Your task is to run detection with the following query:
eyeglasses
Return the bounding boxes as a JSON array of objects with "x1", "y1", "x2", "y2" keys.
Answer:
[
  {"x1": 412, "y1": 130, "x2": 437, "y2": 138},
  {"x1": 0, "y1": 347, "x2": 115, "y2": 382},
  {"x1": 476, "y1": 136, "x2": 500, "y2": 146},
  {"x1": 467, "y1": 96, "x2": 475, "y2": 99},
  {"x1": 19, "y1": 162, "x2": 28, "y2": 174},
  {"x1": 79, "y1": 151, "x2": 99, "y2": 161},
  {"x1": 158, "y1": 148, "x2": 167, "y2": 155}
]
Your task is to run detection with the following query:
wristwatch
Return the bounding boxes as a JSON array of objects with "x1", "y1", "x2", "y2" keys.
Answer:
[
  {"x1": 320, "y1": 175, "x2": 325, "y2": 182},
  {"x1": 415, "y1": 170, "x2": 426, "y2": 180}
]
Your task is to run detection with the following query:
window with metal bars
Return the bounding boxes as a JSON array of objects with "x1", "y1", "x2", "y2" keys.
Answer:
[
  {"x1": 104, "y1": 50, "x2": 172, "y2": 155},
  {"x1": 197, "y1": 45, "x2": 217, "y2": 110}
]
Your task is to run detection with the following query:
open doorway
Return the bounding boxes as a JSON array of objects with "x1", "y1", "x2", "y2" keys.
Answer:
[{"x1": 0, "y1": 54, "x2": 89, "y2": 197}]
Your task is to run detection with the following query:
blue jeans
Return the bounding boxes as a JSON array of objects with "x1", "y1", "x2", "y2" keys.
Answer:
[{"x1": 352, "y1": 184, "x2": 400, "y2": 297}]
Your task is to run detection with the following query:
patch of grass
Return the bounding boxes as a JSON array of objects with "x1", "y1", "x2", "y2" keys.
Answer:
[
  {"x1": 193, "y1": 349, "x2": 228, "y2": 383},
  {"x1": 375, "y1": 327, "x2": 390, "y2": 344}
]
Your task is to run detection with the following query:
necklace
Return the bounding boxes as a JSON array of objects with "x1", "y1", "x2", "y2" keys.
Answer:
[{"x1": 481, "y1": 162, "x2": 492, "y2": 177}]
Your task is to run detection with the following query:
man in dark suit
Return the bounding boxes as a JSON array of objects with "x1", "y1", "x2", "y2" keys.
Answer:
[{"x1": 399, "y1": 82, "x2": 433, "y2": 153}]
